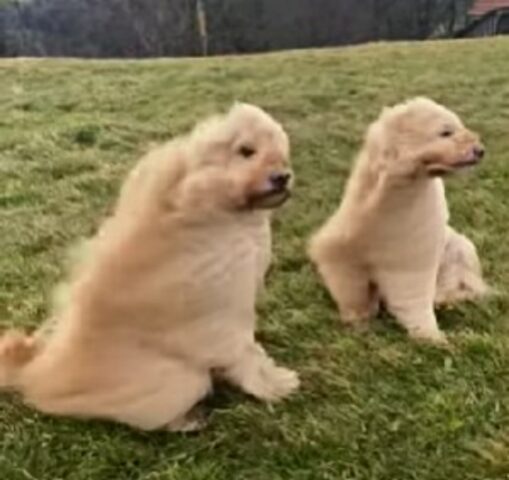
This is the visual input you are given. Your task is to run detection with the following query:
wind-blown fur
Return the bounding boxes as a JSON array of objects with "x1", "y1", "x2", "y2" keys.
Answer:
[
  {"x1": 0, "y1": 103, "x2": 299, "y2": 431},
  {"x1": 309, "y1": 97, "x2": 489, "y2": 344}
]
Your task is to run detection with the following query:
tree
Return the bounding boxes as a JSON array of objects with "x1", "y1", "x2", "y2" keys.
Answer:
[{"x1": 0, "y1": 0, "x2": 477, "y2": 58}]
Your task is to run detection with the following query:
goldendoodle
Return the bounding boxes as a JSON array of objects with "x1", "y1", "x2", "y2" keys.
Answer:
[
  {"x1": 0, "y1": 103, "x2": 299, "y2": 431},
  {"x1": 309, "y1": 97, "x2": 489, "y2": 344}
]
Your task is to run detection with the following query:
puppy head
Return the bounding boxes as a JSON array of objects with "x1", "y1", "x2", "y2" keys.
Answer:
[
  {"x1": 365, "y1": 97, "x2": 485, "y2": 179},
  {"x1": 187, "y1": 103, "x2": 292, "y2": 210}
]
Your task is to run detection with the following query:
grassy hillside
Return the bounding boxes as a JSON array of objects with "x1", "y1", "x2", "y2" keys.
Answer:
[{"x1": 0, "y1": 38, "x2": 509, "y2": 480}]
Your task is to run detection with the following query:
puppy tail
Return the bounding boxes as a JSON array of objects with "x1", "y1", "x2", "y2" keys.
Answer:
[{"x1": 0, "y1": 329, "x2": 38, "y2": 389}]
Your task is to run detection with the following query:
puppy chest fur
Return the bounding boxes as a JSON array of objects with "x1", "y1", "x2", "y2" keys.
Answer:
[
  {"x1": 79, "y1": 213, "x2": 270, "y2": 367},
  {"x1": 363, "y1": 179, "x2": 449, "y2": 272}
]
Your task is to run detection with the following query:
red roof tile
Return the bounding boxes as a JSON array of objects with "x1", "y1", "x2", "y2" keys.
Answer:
[{"x1": 470, "y1": 0, "x2": 509, "y2": 16}]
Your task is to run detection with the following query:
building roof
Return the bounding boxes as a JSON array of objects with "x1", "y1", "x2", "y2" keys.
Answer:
[{"x1": 470, "y1": 0, "x2": 509, "y2": 16}]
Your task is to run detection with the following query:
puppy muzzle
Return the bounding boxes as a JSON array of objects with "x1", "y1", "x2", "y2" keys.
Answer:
[
  {"x1": 426, "y1": 142, "x2": 485, "y2": 177},
  {"x1": 246, "y1": 170, "x2": 293, "y2": 209}
]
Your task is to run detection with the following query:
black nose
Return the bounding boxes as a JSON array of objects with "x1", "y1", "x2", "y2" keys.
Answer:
[
  {"x1": 473, "y1": 146, "x2": 485, "y2": 160},
  {"x1": 269, "y1": 172, "x2": 291, "y2": 190}
]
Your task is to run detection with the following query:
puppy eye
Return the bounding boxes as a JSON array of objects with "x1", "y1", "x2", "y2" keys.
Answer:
[
  {"x1": 440, "y1": 129, "x2": 454, "y2": 138},
  {"x1": 238, "y1": 145, "x2": 256, "y2": 158}
]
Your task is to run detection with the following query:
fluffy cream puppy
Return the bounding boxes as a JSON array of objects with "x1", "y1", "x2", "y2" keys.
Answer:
[
  {"x1": 0, "y1": 103, "x2": 299, "y2": 431},
  {"x1": 309, "y1": 97, "x2": 489, "y2": 344}
]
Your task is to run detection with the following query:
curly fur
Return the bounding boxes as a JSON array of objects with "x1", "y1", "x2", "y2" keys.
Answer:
[
  {"x1": 0, "y1": 103, "x2": 299, "y2": 431},
  {"x1": 309, "y1": 97, "x2": 489, "y2": 344}
]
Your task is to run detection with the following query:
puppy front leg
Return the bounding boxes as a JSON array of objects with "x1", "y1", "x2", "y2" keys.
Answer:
[
  {"x1": 379, "y1": 271, "x2": 447, "y2": 345},
  {"x1": 313, "y1": 255, "x2": 378, "y2": 329},
  {"x1": 165, "y1": 406, "x2": 208, "y2": 433},
  {"x1": 222, "y1": 343, "x2": 299, "y2": 402},
  {"x1": 391, "y1": 304, "x2": 447, "y2": 345},
  {"x1": 255, "y1": 219, "x2": 272, "y2": 295}
]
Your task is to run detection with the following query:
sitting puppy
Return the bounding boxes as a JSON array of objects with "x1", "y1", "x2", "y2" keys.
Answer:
[
  {"x1": 0, "y1": 103, "x2": 299, "y2": 431},
  {"x1": 309, "y1": 97, "x2": 489, "y2": 344}
]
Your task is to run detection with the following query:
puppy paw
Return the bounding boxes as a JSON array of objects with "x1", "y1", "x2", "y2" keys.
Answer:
[
  {"x1": 165, "y1": 409, "x2": 207, "y2": 433},
  {"x1": 341, "y1": 316, "x2": 372, "y2": 334},
  {"x1": 225, "y1": 344, "x2": 300, "y2": 402},
  {"x1": 409, "y1": 328, "x2": 449, "y2": 347},
  {"x1": 252, "y1": 365, "x2": 300, "y2": 402},
  {"x1": 340, "y1": 301, "x2": 378, "y2": 333}
]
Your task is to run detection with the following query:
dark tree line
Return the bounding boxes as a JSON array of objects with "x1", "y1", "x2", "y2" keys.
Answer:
[
  {"x1": 0, "y1": 0, "x2": 475, "y2": 58},
  {"x1": 0, "y1": 0, "x2": 200, "y2": 57}
]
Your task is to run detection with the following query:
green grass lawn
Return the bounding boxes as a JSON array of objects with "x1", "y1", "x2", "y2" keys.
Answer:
[{"x1": 0, "y1": 38, "x2": 509, "y2": 480}]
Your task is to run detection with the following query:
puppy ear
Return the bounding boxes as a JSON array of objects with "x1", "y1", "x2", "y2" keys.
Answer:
[
  {"x1": 228, "y1": 101, "x2": 251, "y2": 116},
  {"x1": 375, "y1": 106, "x2": 398, "y2": 131},
  {"x1": 365, "y1": 121, "x2": 397, "y2": 171},
  {"x1": 189, "y1": 113, "x2": 231, "y2": 153}
]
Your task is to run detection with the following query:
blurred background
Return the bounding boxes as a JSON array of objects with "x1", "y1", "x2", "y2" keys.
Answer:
[{"x1": 0, "y1": 0, "x2": 507, "y2": 58}]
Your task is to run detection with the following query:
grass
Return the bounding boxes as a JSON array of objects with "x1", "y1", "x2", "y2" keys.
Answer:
[{"x1": 0, "y1": 37, "x2": 509, "y2": 480}]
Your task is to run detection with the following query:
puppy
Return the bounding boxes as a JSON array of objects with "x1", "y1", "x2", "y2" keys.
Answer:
[
  {"x1": 0, "y1": 103, "x2": 299, "y2": 431},
  {"x1": 309, "y1": 97, "x2": 489, "y2": 343}
]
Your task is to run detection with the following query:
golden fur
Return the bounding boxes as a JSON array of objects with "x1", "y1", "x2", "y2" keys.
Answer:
[
  {"x1": 309, "y1": 97, "x2": 489, "y2": 344},
  {"x1": 0, "y1": 103, "x2": 299, "y2": 431}
]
